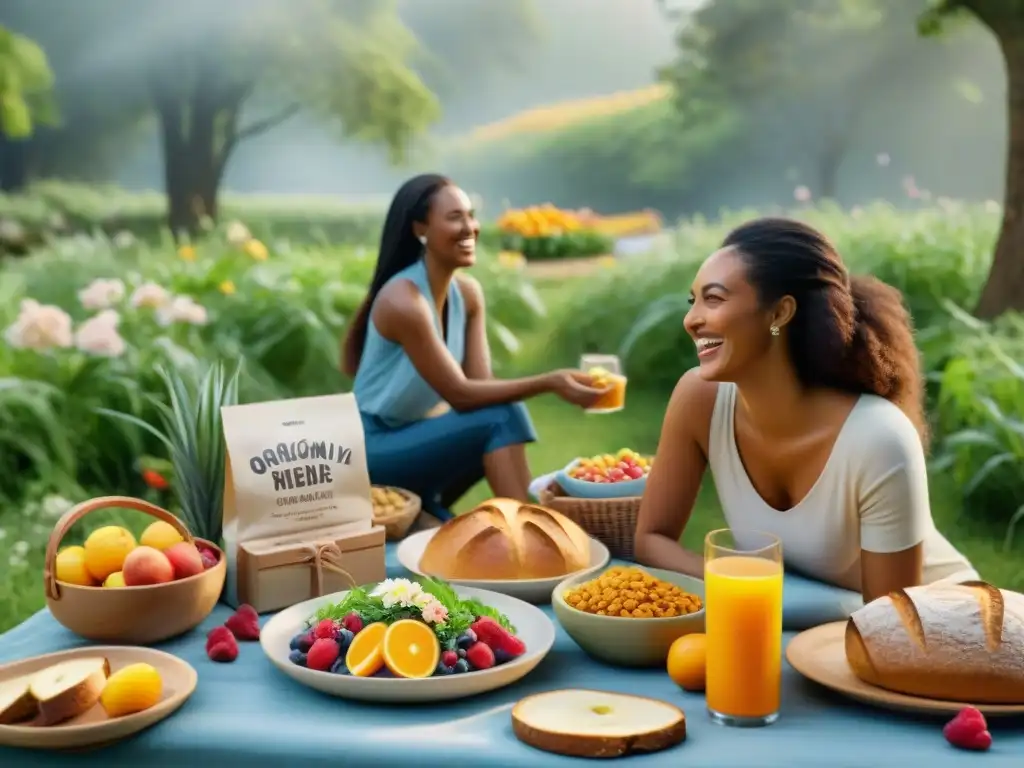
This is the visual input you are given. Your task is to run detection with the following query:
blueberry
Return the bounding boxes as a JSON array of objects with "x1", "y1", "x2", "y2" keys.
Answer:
[
  {"x1": 289, "y1": 633, "x2": 305, "y2": 651},
  {"x1": 373, "y1": 667, "x2": 395, "y2": 678},
  {"x1": 456, "y1": 629, "x2": 477, "y2": 650},
  {"x1": 457, "y1": 648, "x2": 467, "y2": 659},
  {"x1": 336, "y1": 627, "x2": 354, "y2": 650},
  {"x1": 434, "y1": 662, "x2": 454, "y2": 676},
  {"x1": 453, "y1": 659, "x2": 470, "y2": 674},
  {"x1": 297, "y1": 632, "x2": 315, "y2": 653},
  {"x1": 493, "y1": 648, "x2": 512, "y2": 665},
  {"x1": 288, "y1": 650, "x2": 308, "y2": 666},
  {"x1": 329, "y1": 658, "x2": 350, "y2": 675}
]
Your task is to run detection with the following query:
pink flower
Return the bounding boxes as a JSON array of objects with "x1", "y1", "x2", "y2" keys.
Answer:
[
  {"x1": 793, "y1": 185, "x2": 811, "y2": 203},
  {"x1": 420, "y1": 600, "x2": 448, "y2": 624}
]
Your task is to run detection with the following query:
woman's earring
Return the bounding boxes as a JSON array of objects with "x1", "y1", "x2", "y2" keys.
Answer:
[
  {"x1": 770, "y1": 325, "x2": 780, "y2": 337},
  {"x1": 417, "y1": 235, "x2": 427, "y2": 246}
]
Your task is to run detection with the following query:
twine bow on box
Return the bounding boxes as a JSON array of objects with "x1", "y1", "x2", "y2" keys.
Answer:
[{"x1": 264, "y1": 541, "x2": 357, "y2": 597}]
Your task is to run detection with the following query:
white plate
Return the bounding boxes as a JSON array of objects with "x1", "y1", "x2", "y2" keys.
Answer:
[
  {"x1": 260, "y1": 585, "x2": 555, "y2": 704},
  {"x1": 396, "y1": 529, "x2": 611, "y2": 604}
]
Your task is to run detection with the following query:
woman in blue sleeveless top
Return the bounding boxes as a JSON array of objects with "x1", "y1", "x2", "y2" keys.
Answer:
[{"x1": 343, "y1": 174, "x2": 606, "y2": 522}]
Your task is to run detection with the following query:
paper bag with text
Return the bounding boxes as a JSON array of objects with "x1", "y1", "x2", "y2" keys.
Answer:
[{"x1": 220, "y1": 393, "x2": 377, "y2": 608}]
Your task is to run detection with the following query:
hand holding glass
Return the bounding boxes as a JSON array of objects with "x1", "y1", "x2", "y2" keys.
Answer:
[{"x1": 578, "y1": 354, "x2": 627, "y2": 414}]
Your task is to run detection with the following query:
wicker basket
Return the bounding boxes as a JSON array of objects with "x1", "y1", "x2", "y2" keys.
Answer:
[
  {"x1": 43, "y1": 496, "x2": 227, "y2": 644},
  {"x1": 539, "y1": 483, "x2": 641, "y2": 560},
  {"x1": 371, "y1": 485, "x2": 422, "y2": 541}
]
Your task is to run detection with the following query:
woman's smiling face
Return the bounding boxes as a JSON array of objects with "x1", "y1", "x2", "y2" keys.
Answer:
[{"x1": 683, "y1": 247, "x2": 776, "y2": 381}]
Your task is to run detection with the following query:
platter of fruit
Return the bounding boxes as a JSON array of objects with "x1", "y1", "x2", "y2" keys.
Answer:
[
  {"x1": 260, "y1": 576, "x2": 556, "y2": 703},
  {"x1": 555, "y1": 449, "x2": 652, "y2": 499},
  {"x1": 0, "y1": 645, "x2": 196, "y2": 750},
  {"x1": 397, "y1": 497, "x2": 610, "y2": 603},
  {"x1": 44, "y1": 496, "x2": 227, "y2": 644}
]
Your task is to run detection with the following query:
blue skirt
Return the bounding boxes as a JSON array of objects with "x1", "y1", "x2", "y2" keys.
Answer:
[{"x1": 360, "y1": 402, "x2": 538, "y2": 520}]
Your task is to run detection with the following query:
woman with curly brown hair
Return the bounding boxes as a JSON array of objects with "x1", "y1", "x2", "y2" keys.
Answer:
[{"x1": 634, "y1": 217, "x2": 977, "y2": 603}]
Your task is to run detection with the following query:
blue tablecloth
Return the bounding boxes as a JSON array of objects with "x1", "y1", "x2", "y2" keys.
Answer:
[{"x1": 1, "y1": 546, "x2": 1021, "y2": 766}]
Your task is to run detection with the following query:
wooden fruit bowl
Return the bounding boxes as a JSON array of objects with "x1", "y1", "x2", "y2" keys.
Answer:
[{"x1": 43, "y1": 496, "x2": 226, "y2": 645}]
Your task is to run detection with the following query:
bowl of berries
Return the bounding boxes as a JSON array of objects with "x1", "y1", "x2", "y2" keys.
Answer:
[
  {"x1": 555, "y1": 449, "x2": 652, "y2": 500},
  {"x1": 259, "y1": 576, "x2": 555, "y2": 703}
]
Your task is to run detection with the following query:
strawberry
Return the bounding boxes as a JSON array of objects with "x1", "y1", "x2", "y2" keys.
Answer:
[
  {"x1": 314, "y1": 619, "x2": 338, "y2": 640},
  {"x1": 498, "y1": 633, "x2": 527, "y2": 658},
  {"x1": 236, "y1": 603, "x2": 258, "y2": 620},
  {"x1": 205, "y1": 625, "x2": 234, "y2": 652},
  {"x1": 306, "y1": 638, "x2": 340, "y2": 671},
  {"x1": 465, "y1": 641, "x2": 495, "y2": 670},
  {"x1": 342, "y1": 612, "x2": 363, "y2": 634},
  {"x1": 943, "y1": 707, "x2": 992, "y2": 751},
  {"x1": 470, "y1": 617, "x2": 509, "y2": 650},
  {"x1": 225, "y1": 610, "x2": 261, "y2": 641}
]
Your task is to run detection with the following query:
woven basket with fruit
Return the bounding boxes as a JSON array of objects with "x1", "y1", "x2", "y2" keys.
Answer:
[
  {"x1": 371, "y1": 486, "x2": 421, "y2": 541},
  {"x1": 287, "y1": 577, "x2": 526, "y2": 678}
]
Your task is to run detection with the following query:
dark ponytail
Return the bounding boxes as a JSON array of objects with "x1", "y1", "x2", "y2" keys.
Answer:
[
  {"x1": 342, "y1": 174, "x2": 451, "y2": 377},
  {"x1": 722, "y1": 217, "x2": 929, "y2": 449}
]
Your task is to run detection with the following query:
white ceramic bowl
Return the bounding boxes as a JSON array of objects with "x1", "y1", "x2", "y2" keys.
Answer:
[
  {"x1": 396, "y1": 528, "x2": 611, "y2": 604},
  {"x1": 260, "y1": 585, "x2": 555, "y2": 703}
]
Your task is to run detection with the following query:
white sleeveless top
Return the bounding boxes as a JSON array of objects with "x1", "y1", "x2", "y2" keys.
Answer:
[{"x1": 707, "y1": 382, "x2": 978, "y2": 591}]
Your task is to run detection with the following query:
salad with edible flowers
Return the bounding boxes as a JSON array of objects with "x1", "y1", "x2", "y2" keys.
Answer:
[{"x1": 287, "y1": 577, "x2": 527, "y2": 678}]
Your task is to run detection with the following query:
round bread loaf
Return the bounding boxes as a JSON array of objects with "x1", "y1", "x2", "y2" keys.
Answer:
[
  {"x1": 418, "y1": 498, "x2": 591, "y2": 580},
  {"x1": 844, "y1": 581, "x2": 1024, "y2": 704}
]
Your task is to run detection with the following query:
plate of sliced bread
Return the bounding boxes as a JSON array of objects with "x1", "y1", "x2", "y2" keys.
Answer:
[{"x1": 786, "y1": 580, "x2": 1024, "y2": 716}]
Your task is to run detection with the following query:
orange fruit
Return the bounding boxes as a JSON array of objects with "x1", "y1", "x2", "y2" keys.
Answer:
[
  {"x1": 382, "y1": 619, "x2": 440, "y2": 679},
  {"x1": 344, "y1": 622, "x2": 388, "y2": 677},
  {"x1": 667, "y1": 633, "x2": 707, "y2": 691}
]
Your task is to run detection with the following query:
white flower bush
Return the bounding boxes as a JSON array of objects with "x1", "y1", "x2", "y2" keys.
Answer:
[
  {"x1": 130, "y1": 281, "x2": 171, "y2": 309},
  {"x1": 4, "y1": 299, "x2": 74, "y2": 351},
  {"x1": 156, "y1": 295, "x2": 208, "y2": 327},
  {"x1": 225, "y1": 220, "x2": 252, "y2": 246},
  {"x1": 78, "y1": 278, "x2": 126, "y2": 311},
  {"x1": 74, "y1": 309, "x2": 127, "y2": 357}
]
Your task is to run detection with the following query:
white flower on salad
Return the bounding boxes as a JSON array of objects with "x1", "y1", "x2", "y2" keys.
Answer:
[
  {"x1": 372, "y1": 578, "x2": 427, "y2": 609},
  {"x1": 420, "y1": 600, "x2": 449, "y2": 624}
]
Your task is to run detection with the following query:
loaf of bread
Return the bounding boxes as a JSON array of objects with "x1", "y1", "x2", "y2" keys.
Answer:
[
  {"x1": 845, "y1": 581, "x2": 1024, "y2": 704},
  {"x1": 418, "y1": 497, "x2": 591, "y2": 580}
]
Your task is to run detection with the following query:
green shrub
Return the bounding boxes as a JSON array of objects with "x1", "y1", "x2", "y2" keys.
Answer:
[{"x1": 0, "y1": 226, "x2": 544, "y2": 503}]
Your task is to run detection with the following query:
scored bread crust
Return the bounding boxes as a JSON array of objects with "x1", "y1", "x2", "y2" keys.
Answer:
[
  {"x1": 419, "y1": 498, "x2": 591, "y2": 580},
  {"x1": 845, "y1": 581, "x2": 1024, "y2": 704}
]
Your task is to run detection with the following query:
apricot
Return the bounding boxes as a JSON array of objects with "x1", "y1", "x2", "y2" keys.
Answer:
[
  {"x1": 100, "y1": 663, "x2": 163, "y2": 717},
  {"x1": 139, "y1": 520, "x2": 183, "y2": 551},
  {"x1": 83, "y1": 526, "x2": 137, "y2": 581},
  {"x1": 122, "y1": 546, "x2": 174, "y2": 586},
  {"x1": 163, "y1": 541, "x2": 204, "y2": 580},
  {"x1": 55, "y1": 546, "x2": 97, "y2": 586}
]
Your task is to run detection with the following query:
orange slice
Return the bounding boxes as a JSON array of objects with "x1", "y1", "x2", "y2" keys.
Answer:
[
  {"x1": 382, "y1": 619, "x2": 441, "y2": 679},
  {"x1": 344, "y1": 621, "x2": 388, "y2": 677}
]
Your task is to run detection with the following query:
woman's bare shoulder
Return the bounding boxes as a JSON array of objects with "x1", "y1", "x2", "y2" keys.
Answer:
[
  {"x1": 371, "y1": 278, "x2": 431, "y2": 337},
  {"x1": 664, "y1": 368, "x2": 719, "y2": 448}
]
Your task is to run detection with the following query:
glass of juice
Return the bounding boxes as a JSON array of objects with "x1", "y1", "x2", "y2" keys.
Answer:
[
  {"x1": 579, "y1": 354, "x2": 627, "y2": 414},
  {"x1": 704, "y1": 528, "x2": 784, "y2": 727}
]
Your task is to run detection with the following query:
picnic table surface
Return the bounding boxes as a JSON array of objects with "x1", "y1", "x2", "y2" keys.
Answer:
[{"x1": 1, "y1": 544, "x2": 1021, "y2": 766}]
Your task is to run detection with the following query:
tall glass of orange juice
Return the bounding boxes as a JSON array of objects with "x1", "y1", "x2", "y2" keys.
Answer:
[{"x1": 704, "y1": 528, "x2": 783, "y2": 727}]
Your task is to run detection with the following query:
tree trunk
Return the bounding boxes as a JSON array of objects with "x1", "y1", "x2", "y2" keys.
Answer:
[
  {"x1": 0, "y1": 135, "x2": 29, "y2": 193},
  {"x1": 975, "y1": 32, "x2": 1024, "y2": 319}
]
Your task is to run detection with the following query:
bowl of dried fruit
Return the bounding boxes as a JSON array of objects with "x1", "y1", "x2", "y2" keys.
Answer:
[
  {"x1": 551, "y1": 565, "x2": 705, "y2": 667},
  {"x1": 371, "y1": 485, "x2": 421, "y2": 541}
]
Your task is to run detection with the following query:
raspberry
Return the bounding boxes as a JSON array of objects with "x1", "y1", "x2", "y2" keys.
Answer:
[
  {"x1": 314, "y1": 619, "x2": 338, "y2": 639},
  {"x1": 470, "y1": 617, "x2": 509, "y2": 650},
  {"x1": 465, "y1": 641, "x2": 495, "y2": 670},
  {"x1": 943, "y1": 707, "x2": 992, "y2": 751},
  {"x1": 205, "y1": 625, "x2": 233, "y2": 652},
  {"x1": 236, "y1": 603, "x2": 258, "y2": 620},
  {"x1": 342, "y1": 612, "x2": 363, "y2": 634},
  {"x1": 306, "y1": 638, "x2": 340, "y2": 671},
  {"x1": 206, "y1": 627, "x2": 238, "y2": 663},
  {"x1": 441, "y1": 650, "x2": 459, "y2": 668},
  {"x1": 225, "y1": 610, "x2": 260, "y2": 641}
]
